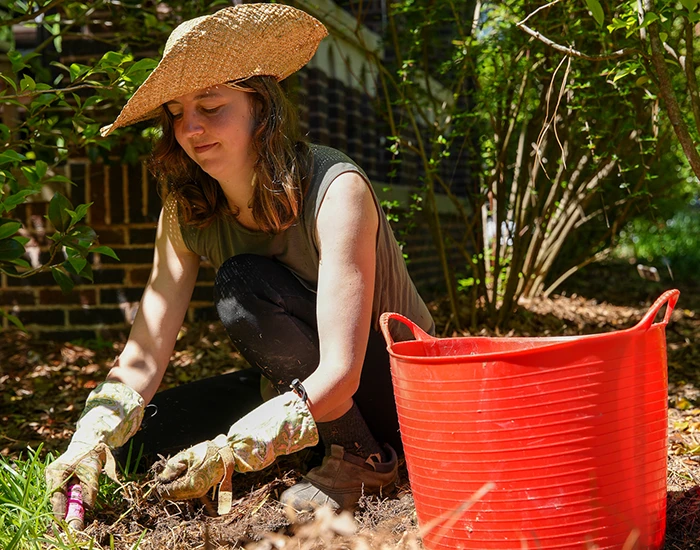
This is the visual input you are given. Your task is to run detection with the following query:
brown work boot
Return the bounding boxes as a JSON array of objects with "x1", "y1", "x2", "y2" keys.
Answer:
[{"x1": 280, "y1": 444, "x2": 398, "y2": 512}]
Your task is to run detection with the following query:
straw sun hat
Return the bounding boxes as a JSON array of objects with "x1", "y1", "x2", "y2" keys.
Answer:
[{"x1": 100, "y1": 3, "x2": 328, "y2": 137}]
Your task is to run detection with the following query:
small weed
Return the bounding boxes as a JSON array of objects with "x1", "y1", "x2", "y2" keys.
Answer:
[
  {"x1": 0, "y1": 446, "x2": 144, "y2": 549},
  {"x1": 69, "y1": 334, "x2": 115, "y2": 352}
]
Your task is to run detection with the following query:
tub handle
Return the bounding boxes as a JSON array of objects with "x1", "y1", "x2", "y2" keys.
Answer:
[
  {"x1": 637, "y1": 289, "x2": 680, "y2": 331},
  {"x1": 380, "y1": 312, "x2": 434, "y2": 346}
]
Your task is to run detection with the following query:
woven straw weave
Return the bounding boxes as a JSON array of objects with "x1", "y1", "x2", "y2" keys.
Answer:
[{"x1": 101, "y1": 3, "x2": 327, "y2": 136}]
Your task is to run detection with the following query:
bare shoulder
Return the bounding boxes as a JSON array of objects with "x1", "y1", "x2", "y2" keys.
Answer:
[
  {"x1": 317, "y1": 171, "x2": 378, "y2": 246},
  {"x1": 319, "y1": 171, "x2": 376, "y2": 219},
  {"x1": 158, "y1": 194, "x2": 195, "y2": 257}
]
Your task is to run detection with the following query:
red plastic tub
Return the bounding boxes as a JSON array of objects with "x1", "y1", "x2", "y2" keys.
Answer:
[{"x1": 380, "y1": 290, "x2": 679, "y2": 550}]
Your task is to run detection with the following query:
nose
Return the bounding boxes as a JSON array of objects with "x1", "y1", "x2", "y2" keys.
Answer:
[{"x1": 180, "y1": 109, "x2": 204, "y2": 138}]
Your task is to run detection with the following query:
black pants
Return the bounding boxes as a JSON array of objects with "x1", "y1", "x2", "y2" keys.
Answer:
[{"x1": 122, "y1": 254, "x2": 401, "y2": 467}]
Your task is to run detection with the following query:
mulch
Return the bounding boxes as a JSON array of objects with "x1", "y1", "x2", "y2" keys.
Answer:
[{"x1": 1, "y1": 261, "x2": 699, "y2": 548}]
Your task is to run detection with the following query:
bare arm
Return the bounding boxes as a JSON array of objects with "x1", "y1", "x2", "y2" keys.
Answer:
[
  {"x1": 301, "y1": 171, "x2": 379, "y2": 422},
  {"x1": 107, "y1": 196, "x2": 200, "y2": 403}
]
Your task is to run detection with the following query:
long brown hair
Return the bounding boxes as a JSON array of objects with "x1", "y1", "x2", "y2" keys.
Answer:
[{"x1": 150, "y1": 76, "x2": 311, "y2": 233}]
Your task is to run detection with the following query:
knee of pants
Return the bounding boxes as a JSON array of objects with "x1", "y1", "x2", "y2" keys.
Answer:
[{"x1": 214, "y1": 254, "x2": 272, "y2": 330}]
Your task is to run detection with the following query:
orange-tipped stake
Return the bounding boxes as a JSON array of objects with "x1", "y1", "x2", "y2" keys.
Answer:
[{"x1": 65, "y1": 480, "x2": 84, "y2": 530}]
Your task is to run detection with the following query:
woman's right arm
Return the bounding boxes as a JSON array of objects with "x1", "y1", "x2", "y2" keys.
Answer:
[{"x1": 106, "y1": 196, "x2": 200, "y2": 403}]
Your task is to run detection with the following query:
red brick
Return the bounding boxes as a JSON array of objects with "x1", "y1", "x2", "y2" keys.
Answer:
[
  {"x1": 39, "y1": 289, "x2": 96, "y2": 306},
  {"x1": 100, "y1": 287, "x2": 144, "y2": 304},
  {"x1": 93, "y1": 228, "x2": 126, "y2": 245},
  {"x1": 101, "y1": 247, "x2": 154, "y2": 265},
  {"x1": 16, "y1": 308, "x2": 66, "y2": 326},
  {"x1": 129, "y1": 228, "x2": 157, "y2": 244},
  {"x1": 69, "y1": 307, "x2": 126, "y2": 326},
  {"x1": 0, "y1": 289, "x2": 36, "y2": 306}
]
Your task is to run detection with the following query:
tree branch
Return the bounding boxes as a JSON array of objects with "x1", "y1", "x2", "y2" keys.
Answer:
[
  {"x1": 643, "y1": 0, "x2": 700, "y2": 180},
  {"x1": 517, "y1": 0, "x2": 564, "y2": 27},
  {"x1": 685, "y1": 21, "x2": 700, "y2": 138},
  {"x1": 2, "y1": 0, "x2": 65, "y2": 26},
  {"x1": 517, "y1": 23, "x2": 639, "y2": 61}
]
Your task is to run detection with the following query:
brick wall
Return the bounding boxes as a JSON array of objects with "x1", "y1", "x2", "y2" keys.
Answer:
[{"x1": 1, "y1": 50, "x2": 468, "y2": 340}]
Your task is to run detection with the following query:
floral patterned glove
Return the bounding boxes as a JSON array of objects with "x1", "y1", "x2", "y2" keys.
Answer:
[
  {"x1": 45, "y1": 381, "x2": 145, "y2": 521},
  {"x1": 157, "y1": 391, "x2": 318, "y2": 514}
]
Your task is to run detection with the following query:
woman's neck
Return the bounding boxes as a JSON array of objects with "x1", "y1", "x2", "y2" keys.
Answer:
[{"x1": 220, "y1": 172, "x2": 260, "y2": 231}]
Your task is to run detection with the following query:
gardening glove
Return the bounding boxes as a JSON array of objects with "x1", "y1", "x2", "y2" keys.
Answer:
[
  {"x1": 157, "y1": 390, "x2": 318, "y2": 514},
  {"x1": 45, "y1": 380, "x2": 145, "y2": 521}
]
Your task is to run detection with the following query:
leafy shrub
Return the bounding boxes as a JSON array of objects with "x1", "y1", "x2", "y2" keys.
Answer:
[{"x1": 619, "y1": 204, "x2": 700, "y2": 278}]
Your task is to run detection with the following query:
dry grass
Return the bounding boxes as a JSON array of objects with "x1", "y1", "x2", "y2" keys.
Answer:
[{"x1": 1, "y1": 262, "x2": 699, "y2": 548}]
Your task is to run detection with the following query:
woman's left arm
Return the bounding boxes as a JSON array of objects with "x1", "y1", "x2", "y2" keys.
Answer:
[{"x1": 302, "y1": 171, "x2": 379, "y2": 422}]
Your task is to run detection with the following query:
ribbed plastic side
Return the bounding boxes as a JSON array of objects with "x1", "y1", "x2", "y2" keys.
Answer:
[{"x1": 389, "y1": 322, "x2": 669, "y2": 550}]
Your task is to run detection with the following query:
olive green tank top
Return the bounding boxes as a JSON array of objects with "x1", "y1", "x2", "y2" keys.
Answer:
[{"x1": 179, "y1": 144, "x2": 434, "y2": 340}]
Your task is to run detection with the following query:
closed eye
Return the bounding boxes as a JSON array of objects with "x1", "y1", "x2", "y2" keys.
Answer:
[{"x1": 201, "y1": 106, "x2": 222, "y2": 115}]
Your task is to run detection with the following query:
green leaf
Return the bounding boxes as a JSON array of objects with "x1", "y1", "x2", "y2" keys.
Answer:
[
  {"x1": 585, "y1": 0, "x2": 605, "y2": 26},
  {"x1": 19, "y1": 74, "x2": 36, "y2": 92},
  {"x1": 7, "y1": 50, "x2": 26, "y2": 73},
  {"x1": 0, "y1": 150, "x2": 27, "y2": 166},
  {"x1": 66, "y1": 202, "x2": 92, "y2": 225},
  {"x1": 659, "y1": 32, "x2": 668, "y2": 43},
  {"x1": 125, "y1": 58, "x2": 158, "y2": 76},
  {"x1": 35, "y1": 160, "x2": 47, "y2": 180},
  {"x1": 607, "y1": 17, "x2": 634, "y2": 32},
  {"x1": 13, "y1": 236, "x2": 30, "y2": 246},
  {"x1": 680, "y1": 0, "x2": 699, "y2": 11},
  {"x1": 0, "y1": 123, "x2": 11, "y2": 143},
  {"x1": 44, "y1": 175, "x2": 74, "y2": 185},
  {"x1": 2, "y1": 187, "x2": 41, "y2": 213},
  {"x1": 9, "y1": 257, "x2": 30, "y2": 268},
  {"x1": 69, "y1": 63, "x2": 91, "y2": 82},
  {"x1": 91, "y1": 245, "x2": 119, "y2": 261},
  {"x1": 51, "y1": 266, "x2": 74, "y2": 294},
  {"x1": 0, "y1": 221, "x2": 21, "y2": 240},
  {"x1": 47, "y1": 192, "x2": 73, "y2": 232},
  {"x1": 70, "y1": 225, "x2": 97, "y2": 244},
  {"x1": 1, "y1": 310, "x2": 25, "y2": 330},
  {"x1": 98, "y1": 51, "x2": 128, "y2": 69},
  {"x1": 79, "y1": 263, "x2": 94, "y2": 282},
  {"x1": 0, "y1": 238, "x2": 25, "y2": 261},
  {"x1": 30, "y1": 93, "x2": 57, "y2": 109},
  {"x1": 67, "y1": 255, "x2": 87, "y2": 275},
  {"x1": 640, "y1": 12, "x2": 659, "y2": 28},
  {"x1": 0, "y1": 77, "x2": 17, "y2": 96},
  {"x1": 20, "y1": 166, "x2": 39, "y2": 185}
]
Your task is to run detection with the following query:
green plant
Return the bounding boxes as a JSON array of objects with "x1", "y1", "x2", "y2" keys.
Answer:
[
  {"x1": 518, "y1": 0, "x2": 700, "y2": 191},
  {"x1": 0, "y1": 444, "x2": 149, "y2": 550},
  {"x1": 350, "y1": 1, "x2": 677, "y2": 329},
  {"x1": 69, "y1": 334, "x2": 116, "y2": 353},
  {"x1": 0, "y1": 446, "x2": 88, "y2": 550},
  {"x1": 1, "y1": 1, "x2": 227, "y2": 330},
  {"x1": 618, "y1": 204, "x2": 700, "y2": 277}
]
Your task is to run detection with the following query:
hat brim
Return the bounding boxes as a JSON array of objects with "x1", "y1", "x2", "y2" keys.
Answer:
[{"x1": 101, "y1": 4, "x2": 327, "y2": 137}]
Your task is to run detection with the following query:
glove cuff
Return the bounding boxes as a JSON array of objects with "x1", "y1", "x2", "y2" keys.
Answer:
[
  {"x1": 74, "y1": 380, "x2": 146, "y2": 449},
  {"x1": 224, "y1": 390, "x2": 318, "y2": 473}
]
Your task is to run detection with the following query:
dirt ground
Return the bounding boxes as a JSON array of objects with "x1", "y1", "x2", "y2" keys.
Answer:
[{"x1": 1, "y1": 261, "x2": 699, "y2": 549}]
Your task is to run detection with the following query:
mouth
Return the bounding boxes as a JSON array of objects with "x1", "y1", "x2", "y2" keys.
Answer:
[{"x1": 193, "y1": 143, "x2": 217, "y2": 154}]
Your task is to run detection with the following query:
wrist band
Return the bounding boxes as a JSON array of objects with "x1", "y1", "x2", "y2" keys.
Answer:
[{"x1": 290, "y1": 378, "x2": 308, "y2": 404}]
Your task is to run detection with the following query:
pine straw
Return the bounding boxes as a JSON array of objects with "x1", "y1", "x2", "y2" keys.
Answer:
[
  {"x1": 62, "y1": 464, "x2": 421, "y2": 550},
  {"x1": 3, "y1": 263, "x2": 700, "y2": 548}
]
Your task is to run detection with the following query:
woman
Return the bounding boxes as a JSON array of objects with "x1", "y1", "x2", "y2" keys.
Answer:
[{"x1": 46, "y1": 3, "x2": 434, "y2": 519}]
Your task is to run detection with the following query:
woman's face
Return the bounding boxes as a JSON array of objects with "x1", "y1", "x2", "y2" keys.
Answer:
[{"x1": 165, "y1": 85, "x2": 257, "y2": 185}]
